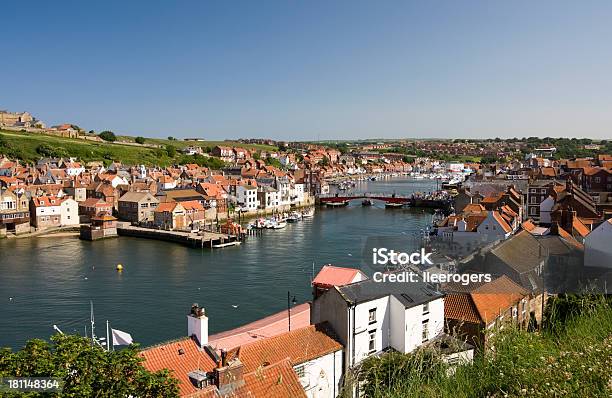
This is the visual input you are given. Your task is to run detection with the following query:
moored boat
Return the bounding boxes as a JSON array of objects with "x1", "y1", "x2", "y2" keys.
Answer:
[{"x1": 362, "y1": 199, "x2": 373, "y2": 206}]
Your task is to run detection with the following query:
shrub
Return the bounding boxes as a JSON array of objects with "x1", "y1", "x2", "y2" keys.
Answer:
[{"x1": 99, "y1": 131, "x2": 117, "y2": 142}]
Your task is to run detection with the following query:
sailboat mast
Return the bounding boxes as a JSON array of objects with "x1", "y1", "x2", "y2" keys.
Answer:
[{"x1": 90, "y1": 301, "x2": 95, "y2": 345}]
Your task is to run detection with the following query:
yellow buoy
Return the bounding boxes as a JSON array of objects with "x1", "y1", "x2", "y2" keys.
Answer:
[{"x1": 116, "y1": 264, "x2": 123, "y2": 271}]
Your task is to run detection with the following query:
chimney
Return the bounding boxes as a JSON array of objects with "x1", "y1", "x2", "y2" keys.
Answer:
[
  {"x1": 215, "y1": 358, "x2": 245, "y2": 395},
  {"x1": 187, "y1": 303, "x2": 208, "y2": 348}
]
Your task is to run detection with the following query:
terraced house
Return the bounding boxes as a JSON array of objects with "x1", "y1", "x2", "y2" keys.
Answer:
[{"x1": 0, "y1": 188, "x2": 30, "y2": 236}]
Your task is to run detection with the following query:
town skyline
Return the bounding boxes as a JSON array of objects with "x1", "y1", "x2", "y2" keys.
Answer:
[{"x1": 4, "y1": 1, "x2": 612, "y2": 140}]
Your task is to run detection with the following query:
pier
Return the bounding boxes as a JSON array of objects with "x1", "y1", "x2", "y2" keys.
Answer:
[{"x1": 116, "y1": 223, "x2": 241, "y2": 248}]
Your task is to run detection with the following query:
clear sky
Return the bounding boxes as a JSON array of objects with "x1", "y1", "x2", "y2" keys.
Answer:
[{"x1": 2, "y1": 1, "x2": 612, "y2": 140}]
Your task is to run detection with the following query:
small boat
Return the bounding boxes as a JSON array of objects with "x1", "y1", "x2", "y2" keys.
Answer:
[
  {"x1": 326, "y1": 201, "x2": 349, "y2": 207},
  {"x1": 286, "y1": 212, "x2": 301, "y2": 223},
  {"x1": 213, "y1": 241, "x2": 241, "y2": 248},
  {"x1": 362, "y1": 199, "x2": 373, "y2": 206},
  {"x1": 385, "y1": 202, "x2": 404, "y2": 209},
  {"x1": 301, "y1": 208, "x2": 315, "y2": 218},
  {"x1": 270, "y1": 220, "x2": 287, "y2": 229}
]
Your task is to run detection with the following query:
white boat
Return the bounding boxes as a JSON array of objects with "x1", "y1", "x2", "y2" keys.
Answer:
[
  {"x1": 286, "y1": 212, "x2": 301, "y2": 223},
  {"x1": 301, "y1": 208, "x2": 315, "y2": 218},
  {"x1": 270, "y1": 220, "x2": 287, "y2": 229},
  {"x1": 212, "y1": 241, "x2": 241, "y2": 248}
]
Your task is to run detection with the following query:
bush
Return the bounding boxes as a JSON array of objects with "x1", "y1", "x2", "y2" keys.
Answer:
[
  {"x1": 99, "y1": 131, "x2": 117, "y2": 142},
  {"x1": 0, "y1": 334, "x2": 179, "y2": 397},
  {"x1": 135, "y1": 136, "x2": 146, "y2": 144},
  {"x1": 165, "y1": 144, "x2": 177, "y2": 157}
]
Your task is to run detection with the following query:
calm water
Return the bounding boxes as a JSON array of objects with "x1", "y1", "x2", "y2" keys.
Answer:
[{"x1": 0, "y1": 178, "x2": 437, "y2": 350}]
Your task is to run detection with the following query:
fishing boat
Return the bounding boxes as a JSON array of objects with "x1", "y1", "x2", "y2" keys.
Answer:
[
  {"x1": 362, "y1": 199, "x2": 373, "y2": 206},
  {"x1": 385, "y1": 202, "x2": 404, "y2": 209}
]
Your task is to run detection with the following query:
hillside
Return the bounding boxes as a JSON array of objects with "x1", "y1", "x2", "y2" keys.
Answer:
[{"x1": 0, "y1": 130, "x2": 277, "y2": 166}]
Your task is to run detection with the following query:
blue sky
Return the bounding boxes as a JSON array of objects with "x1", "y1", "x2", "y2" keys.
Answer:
[{"x1": 3, "y1": 1, "x2": 612, "y2": 140}]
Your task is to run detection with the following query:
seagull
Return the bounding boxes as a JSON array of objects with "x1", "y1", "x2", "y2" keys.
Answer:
[
  {"x1": 347, "y1": 253, "x2": 352, "y2": 257},
  {"x1": 197, "y1": 287, "x2": 201, "y2": 291},
  {"x1": 84, "y1": 277, "x2": 88, "y2": 280},
  {"x1": 231, "y1": 305, "x2": 239, "y2": 309},
  {"x1": 9, "y1": 297, "x2": 13, "y2": 302}
]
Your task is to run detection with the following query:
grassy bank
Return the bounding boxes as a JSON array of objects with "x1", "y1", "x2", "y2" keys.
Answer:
[
  {"x1": 346, "y1": 296, "x2": 611, "y2": 398},
  {"x1": 0, "y1": 130, "x2": 277, "y2": 166}
]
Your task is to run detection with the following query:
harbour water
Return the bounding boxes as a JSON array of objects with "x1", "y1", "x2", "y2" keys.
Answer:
[{"x1": 0, "y1": 178, "x2": 437, "y2": 350}]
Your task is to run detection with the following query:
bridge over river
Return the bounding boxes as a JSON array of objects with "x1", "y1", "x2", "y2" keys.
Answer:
[{"x1": 317, "y1": 192, "x2": 453, "y2": 212}]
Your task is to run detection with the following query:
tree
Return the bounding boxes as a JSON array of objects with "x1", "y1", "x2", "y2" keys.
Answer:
[
  {"x1": 135, "y1": 136, "x2": 146, "y2": 145},
  {"x1": 0, "y1": 334, "x2": 179, "y2": 397},
  {"x1": 167, "y1": 136, "x2": 176, "y2": 141},
  {"x1": 165, "y1": 144, "x2": 177, "y2": 157},
  {"x1": 265, "y1": 157, "x2": 282, "y2": 168},
  {"x1": 99, "y1": 131, "x2": 117, "y2": 142}
]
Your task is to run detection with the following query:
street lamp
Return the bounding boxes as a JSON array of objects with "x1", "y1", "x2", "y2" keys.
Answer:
[{"x1": 287, "y1": 291, "x2": 297, "y2": 331}]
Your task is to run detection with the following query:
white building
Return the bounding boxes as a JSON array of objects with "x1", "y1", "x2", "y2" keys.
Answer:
[
  {"x1": 59, "y1": 198, "x2": 79, "y2": 226},
  {"x1": 539, "y1": 195, "x2": 555, "y2": 225},
  {"x1": 236, "y1": 184, "x2": 258, "y2": 211},
  {"x1": 257, "y1": 186, "x2": 280, "y2": 209},
  {"x1": 291, "y1": 183, "x2": 306, "y2": 204},
  {"x1": 311, "y1": 273, "x2": 445, "y2": 372},
  {"x1": 584, "y1": 219, "x2": 612, "y2": 269}
]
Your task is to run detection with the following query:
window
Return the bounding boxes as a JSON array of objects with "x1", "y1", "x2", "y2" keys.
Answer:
[
  {"x1": 530, "y1": 196, "x2": 538, "y2": 204},
  {"x1": 368, "y1": 330, "x2": 376, "y2": 353},
  {"x1": 422, "y1": 320, "x2": 429, "y2": 342},
  {"x1": 540, "y1": 189, "x2": 547, "y2": 194},
  {"x1": 294, "y1": 364, "x2": 305, "y2": 378},
  {"x1": 422, "y1": 302, "x2": 429, "y2": 316},
  {"x1": 594, "y1": 177, "x2": 601, "y2": 183},
  {"x1": 368, "y1": 308, "x2": 376, "y2": 324}
]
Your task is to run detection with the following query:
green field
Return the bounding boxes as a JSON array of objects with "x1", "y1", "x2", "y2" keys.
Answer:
[{"x1": 0, "y1": 130, "x2": 276, "y2": 166}]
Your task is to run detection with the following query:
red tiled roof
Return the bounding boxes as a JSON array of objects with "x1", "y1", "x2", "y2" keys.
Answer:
[
  {"x1": 521, "y1": 220, "x2": 536, "y2": 232},
  {"x1": 140, "y1": 337, "x2": 217, "y2": 397},
  {"x1": 229, "y1": 324, "x2": 342, "y2": 374},
  {"x1": 445, "y1": 276, "x2": 529, "y2": 325},
  {"x1": 32, "y1": 196, "x2": 61, "y2": 207},
  {"x1": 572, "y1": 218, "x2": 590, "y2": 238},
  {"x1": 444, "y1": 293, "x2": 481, "y2": 324},
  {"x1": 156, "y1": 202, "x2": 180, "y2": 212},
  {"x1": 491, "y1": 211, "x2": 513, "y2": 233},
  {"x1": 312, "y1": 265, "x2": 365, "y2": 288},
  {"x1": 242, "y1": 359, "x2": 307, "y2": 398}
]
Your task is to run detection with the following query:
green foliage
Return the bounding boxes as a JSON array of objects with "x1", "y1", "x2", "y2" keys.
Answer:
[
  {"x1": 167, "y1": 136, "x2": 176, "y2": 141},
  {"x1": 165, "y1": 144, "x2": 177, "y2": 157},
  {"x1": 135, "y1": 136, "x2": 146, "y2": 145},
  {"x1": 98, "y1": 131, "x2": 117, "y2": 142},
  {"x1": 177, "y1": 154, "x2": 226, "y2": 169},
  {"x1": 265, "y1": 157, "x2": 283, "y2": 168},
  {"x1": 318, "y1": 156, "x2": 330, "y2": 166},
  {"x1": 0, "y1": 334, "x2": 179, "y2": 397}
]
